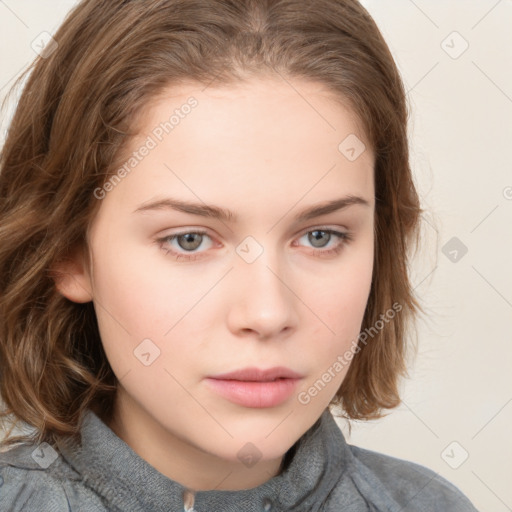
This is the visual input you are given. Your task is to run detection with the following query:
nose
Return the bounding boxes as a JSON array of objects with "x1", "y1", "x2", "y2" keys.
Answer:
[{"x1": 226, "y1": 244, "x2": 299, "y2": 340}]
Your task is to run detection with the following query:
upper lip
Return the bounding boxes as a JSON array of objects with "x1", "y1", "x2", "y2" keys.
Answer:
[{"x1": 208, "y1": 366, "x2": 303, "y2": 382}]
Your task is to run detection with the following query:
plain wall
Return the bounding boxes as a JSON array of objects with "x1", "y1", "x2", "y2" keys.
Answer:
[{"x1": 0, "y1": 2, "x2": 511, "y2": 511}]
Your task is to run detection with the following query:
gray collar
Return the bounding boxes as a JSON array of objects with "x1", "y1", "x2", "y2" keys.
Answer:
[{"x1": 56, "y1": 407, "x2": 353, "y2": 512}]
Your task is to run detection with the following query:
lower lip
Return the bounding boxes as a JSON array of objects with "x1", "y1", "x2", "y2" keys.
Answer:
[{"x1": 204, "y1": 377, "x2": 300, "y2": 408}]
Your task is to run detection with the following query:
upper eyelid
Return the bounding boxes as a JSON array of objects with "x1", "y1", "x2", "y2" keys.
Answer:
[{"x1": 160, "y1": 224, "x2": 348, "y2": 238}]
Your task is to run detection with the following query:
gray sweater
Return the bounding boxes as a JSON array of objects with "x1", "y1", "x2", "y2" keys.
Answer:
[{"x1": 0, "y1": 408, "x2": 479, "y2": 511}]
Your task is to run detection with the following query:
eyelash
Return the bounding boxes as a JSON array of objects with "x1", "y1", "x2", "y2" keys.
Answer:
[{"x1": 156, "y1": 227, "x2": 353, "y2": 262}]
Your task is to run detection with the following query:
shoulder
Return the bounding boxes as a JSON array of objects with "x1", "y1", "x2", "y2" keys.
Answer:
[
  {"x1": 346, "y1": 444, "x2": 479, "y2": 511},
  {"x1": 0, "y1": 442, "x2": 106, "y2": 512}
]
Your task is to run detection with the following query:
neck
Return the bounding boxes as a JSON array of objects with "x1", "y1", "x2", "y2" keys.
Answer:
[{"x1": 108, "y1": 390, "x2": 287, "y2": 491}]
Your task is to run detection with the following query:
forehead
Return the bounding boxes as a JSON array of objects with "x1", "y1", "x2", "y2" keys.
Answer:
[
  {"x1": 135, "y1": 77, "x2": 369, "y2": 148},
  {"x1": 98, "y1": 77, "x2": 374, "y2": 221}
]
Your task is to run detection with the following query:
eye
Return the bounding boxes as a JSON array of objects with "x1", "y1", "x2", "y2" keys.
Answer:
[
  {"x1": 156, "y1": 230, "x2": 213, "y2": 261},
  {"x1": 156, "y1": 227, "x2": 352, "y2": 262},
  {"x1": 294, "y1": 228, "x2": 353, "y2": 257}
]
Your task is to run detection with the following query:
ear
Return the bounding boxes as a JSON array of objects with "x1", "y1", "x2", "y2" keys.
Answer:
[{"x1": 50, "y1": 245, "x2": 93, "y2": 303}]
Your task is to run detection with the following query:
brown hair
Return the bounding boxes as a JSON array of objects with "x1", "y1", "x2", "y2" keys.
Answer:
[{"x1": 0, "y1": 0, "x2": 422, "y2": 448}]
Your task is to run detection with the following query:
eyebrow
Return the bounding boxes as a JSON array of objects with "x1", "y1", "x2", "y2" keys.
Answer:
[{"x1": 132, "y1": 194, "x2": 370, "y2": 223}]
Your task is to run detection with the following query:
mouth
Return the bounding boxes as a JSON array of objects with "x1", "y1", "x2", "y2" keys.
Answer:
[
  {"x1": 207, "y1": 366, "x2": 303, "y2": 382},
  {"x1": 205, "y1": 366, "x2": 303, "y2": 408}
]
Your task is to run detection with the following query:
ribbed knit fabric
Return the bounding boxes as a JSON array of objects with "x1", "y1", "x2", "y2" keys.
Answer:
[{"x1": 0, "y1": 408, "x2": 479, "y2": 511}]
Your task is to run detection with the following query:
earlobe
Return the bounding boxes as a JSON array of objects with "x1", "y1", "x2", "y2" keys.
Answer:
[{"x1": 50, "y1": 247, "x2": 93, "y2": 303}]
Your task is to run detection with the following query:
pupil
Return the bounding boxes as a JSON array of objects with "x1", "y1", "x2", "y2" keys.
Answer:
[
  {"x1": 179, "y1": 233, "x2": 202, "y2": 251},
  {"x1": 309, "y1": 230, "x2": 329, "y2": 248}
]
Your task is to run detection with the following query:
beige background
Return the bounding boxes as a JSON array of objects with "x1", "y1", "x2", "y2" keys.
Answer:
[{"x1": 1, "y1": 1, "x2": 511, "y2": 511}]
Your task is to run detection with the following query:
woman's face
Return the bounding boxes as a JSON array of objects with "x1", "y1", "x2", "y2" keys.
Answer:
[{"x1": 67, "y1": 77, "x2": 375, "y2": 489}]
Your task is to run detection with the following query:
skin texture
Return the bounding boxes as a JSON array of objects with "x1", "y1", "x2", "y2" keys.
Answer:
[{"x1": 55, "y1": 77, "x2": 375, "y2": 491}]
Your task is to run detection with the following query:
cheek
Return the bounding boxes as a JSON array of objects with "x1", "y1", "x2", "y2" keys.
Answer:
[
  {"x1": 297, "y1": 251, "x2": 373, "y2": 405},
  {"x1": 87, "y1": 241, "x2": 177, "y2": 365},
  {"x1": 88, "y1": 240, "x2": 218, "y2": 374},
  {"x1": 316, "y1": 249, "x2": 373, "y2": 343},
  {"x1": 90, "y1": 238, "x2": 191, "y2": 331}
]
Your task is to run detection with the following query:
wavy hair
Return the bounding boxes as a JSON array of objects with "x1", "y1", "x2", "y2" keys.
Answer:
[{"x1": 0, "y1": 0, "x2": 423, "y2": 448}]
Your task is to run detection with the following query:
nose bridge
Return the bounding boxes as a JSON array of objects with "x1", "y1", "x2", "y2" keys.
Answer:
[
  {"x1": 230, "y1": 234, "x2": 297, "y2": 336},
  {"x1": 237, "y1": 235, "x2": 287, "y2": 300}
]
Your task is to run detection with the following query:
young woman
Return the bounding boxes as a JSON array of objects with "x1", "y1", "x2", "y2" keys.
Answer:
[{"x1": 0, "y1": 0, "x2": 479, "y2": 510}]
